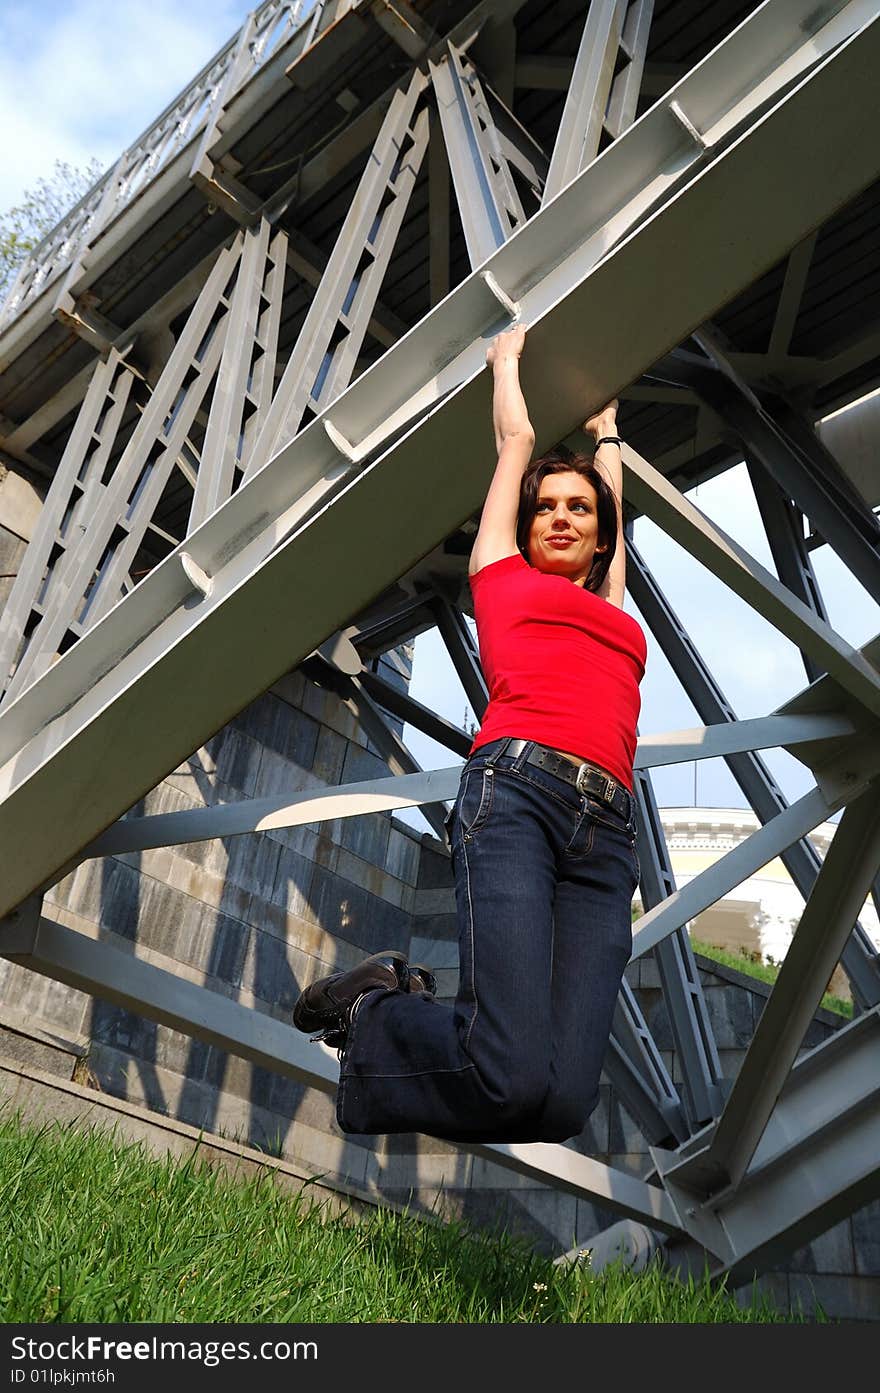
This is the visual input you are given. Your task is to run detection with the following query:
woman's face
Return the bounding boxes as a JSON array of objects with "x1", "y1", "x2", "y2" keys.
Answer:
[{"x1": 526, "y1": 471, "x2": 606, "y2": 587}]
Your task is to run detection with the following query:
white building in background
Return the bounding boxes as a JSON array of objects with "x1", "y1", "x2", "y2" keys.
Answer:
[{"x1": 647, "y1": 809, "x2": 880, "y2": 998}]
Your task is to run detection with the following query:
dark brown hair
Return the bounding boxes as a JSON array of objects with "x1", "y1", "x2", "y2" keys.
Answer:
[{"x1": 515, "y1": 446, "x2": 618, "y2": 593}]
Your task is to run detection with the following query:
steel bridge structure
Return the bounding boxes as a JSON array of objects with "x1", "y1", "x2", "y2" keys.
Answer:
[{"x1": 1, "y1": 0, "x2": 879, "y2": 1285}]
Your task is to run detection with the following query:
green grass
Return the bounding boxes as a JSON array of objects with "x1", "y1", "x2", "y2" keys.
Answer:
[
  {"x1": 631, "y1": 906, "x2": 851, "y2": 1019},
  {"x1": 690, "y1": 938, "x2": 854, "y2": 1019},
  {"x1": 0, "y1": 1108, "x2": 799, "y2": 1323}
]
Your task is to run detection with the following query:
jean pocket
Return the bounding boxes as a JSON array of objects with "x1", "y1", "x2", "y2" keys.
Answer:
[
  {"x1": 584, "y1": 794, "x2": 629, "y2": 835},
  {"x1": 458, "y1": 765, "x2": 495, "y2": 838},
  {"x1": 630, "y1": 843, "x2": 641, "y2": 889}
]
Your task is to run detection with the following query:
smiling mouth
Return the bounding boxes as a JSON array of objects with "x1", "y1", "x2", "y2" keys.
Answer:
[{"x1": 546, "y1": 537, "x2": 576, "y2": 546}]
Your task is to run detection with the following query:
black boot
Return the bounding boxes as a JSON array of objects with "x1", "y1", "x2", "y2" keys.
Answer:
[
  {"x1": 293, "y1": 950, "x2": 409, "y2": 1046},
  {"x1": 406, "y1": 963, "x2": 437, "y2": 996}
]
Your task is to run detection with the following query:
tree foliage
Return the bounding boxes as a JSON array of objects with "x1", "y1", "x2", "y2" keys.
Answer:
[{"x1": 0, "y1": 158, "x2": 103, "y2": 304}]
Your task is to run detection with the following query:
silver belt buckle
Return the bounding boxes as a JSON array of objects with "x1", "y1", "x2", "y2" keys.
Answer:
[{"x1": 576, "y1": 763, "x2": 618, "y2": 809}]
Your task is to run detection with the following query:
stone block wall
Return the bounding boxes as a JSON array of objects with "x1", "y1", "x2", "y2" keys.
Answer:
[{"x1": 0, "y1": 656, "x2": 420, "y2": 1183}]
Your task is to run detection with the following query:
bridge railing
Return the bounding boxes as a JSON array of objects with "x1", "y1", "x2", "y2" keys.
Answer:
[{"x1": 0, "y1": 0, "x2": 335, "y2": 329}]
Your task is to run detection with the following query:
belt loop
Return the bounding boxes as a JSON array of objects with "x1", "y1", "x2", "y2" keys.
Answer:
[
  {"x1": 510, "y1": 739, "x2": 532, "y2": 771},
  {"x1": 492, "y1": 737, "x2": 513, "y2": 765}
]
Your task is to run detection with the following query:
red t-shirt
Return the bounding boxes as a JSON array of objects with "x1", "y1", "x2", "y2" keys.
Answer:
[{"x1": 468, "y1": 553, "x2": 646, "y2": 790}]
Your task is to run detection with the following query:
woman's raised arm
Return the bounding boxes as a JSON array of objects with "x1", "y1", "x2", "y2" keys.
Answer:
[
  {"x1": 468, "y1": 326, "x2": 535, "y2": 578},
  {"x1": 583, "y1": 399, "x2": 626, "y2": 608}
]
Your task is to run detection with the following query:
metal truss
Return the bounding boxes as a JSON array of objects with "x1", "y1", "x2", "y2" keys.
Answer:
[
  {"x1": 651, "y1": 333, "x2": 880, "y2": 605},
  {"x1": 247, "y1": 69, "x2": 432, "y2": 468},
  {"x1": 430, "y1": 40, "x2": 531, "y2": 265},
  {"x1": 542, "y1": 0, "x2": 654, "y2": 204},
  {"x1": 744, "y1": 462, "x2": 827, "y2": 684},
  {"x1": 626, "y1": 540, "x2": 880, "y2": 1010},
  {"x1": 2, "y1": 0, "x2": 880, "y2": 1290},
  {"x1": 0, "y1": 349, "x2": 142, "y2": 692},
  {"x1": 1, "y1": 1, "x2": 313, "y2": 332},
  {"x1": 631, "y1": 764, "x2": 727, "y2": 1129},
  {"x1": 3, "y1": 236, "x2": 251, "y2": 700},
  {"x1": 300, "y1": 646, "x2": 451, "y2": 840}
]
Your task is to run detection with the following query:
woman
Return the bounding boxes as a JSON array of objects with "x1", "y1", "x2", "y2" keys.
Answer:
[{"x1": 293, "y1": 324, "x2": 646, "y2": 1144}]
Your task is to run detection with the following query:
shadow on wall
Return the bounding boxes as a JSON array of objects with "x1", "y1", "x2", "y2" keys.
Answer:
[{"x1": 82, "y1": 680, "x2": 415, "y2": 1164}]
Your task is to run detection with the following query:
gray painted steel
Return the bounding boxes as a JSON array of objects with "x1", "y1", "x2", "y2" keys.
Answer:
[
  {"x1": 665, "y1": 786, "x2": 880, "y2": 1194},
  {"x1": 658, "y1": 1007, "x2": 880, "y2": 1279},
  {"x1": 430, "y1": 42, "x2": 527, "y2": 266},
  {"x1": 609, "y1": 981, "x2": 688, "y2": 1144},
  {"x1": 1, "y1": 0, "x2": 880, "y2": 1292},
  {"x1": 634, "y1": 767, "x2": 726, "y2": 1129},
  {"x1": 626, "y1": 540, "x2": 880, "y2": 1007},
  {"x1": 542, "y1": 0, "x2": 630, "y2": 203},
  {"x1": 4, "y1": 9, "x2": 878, "y2": 917},
  {"x1": 658, "y1": 339, "x2": 880, "y2": 604}
]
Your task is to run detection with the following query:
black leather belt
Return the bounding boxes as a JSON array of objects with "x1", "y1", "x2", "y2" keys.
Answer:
[{"x1": 493, "y1": 738, "x2": 632, "y2": 821}]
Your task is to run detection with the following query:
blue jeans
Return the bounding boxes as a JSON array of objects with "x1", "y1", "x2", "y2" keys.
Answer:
[{"x1": 336, "y1": 738, "x2": 639, "y2": 1143}]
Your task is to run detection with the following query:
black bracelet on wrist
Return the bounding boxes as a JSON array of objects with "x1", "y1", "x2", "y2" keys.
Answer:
[{"x1": 594, "y1": 435, "x2": 622, "y2": 449}]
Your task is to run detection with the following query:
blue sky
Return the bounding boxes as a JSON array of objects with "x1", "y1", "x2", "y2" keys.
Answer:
[
  {"x1": 2, "y1": 0, "x2": 877, "y2": 814},
  {"x1": 0, "y1": 1, "x2": 254, "y2": 211}
]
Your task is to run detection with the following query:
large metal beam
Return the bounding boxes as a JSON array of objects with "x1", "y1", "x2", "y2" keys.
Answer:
[
  {"x1": 658, "y1": 1008, "x2": 880, "y2": 1281},
  {"x1": 2, "y1": 9, "x2": 880, "y2": 917},
  {"x1": 247, "y1": 70, "x2": 430, "y2": 472},
  {"x1": 2, "y1": 240, "x2": 245, "y2": 702},
  {"x1": 79, "y1": 711, "x2": 852, "y2": 860},
  {"x1": 766, "y1": 232, "x2": 817, "y2": 370},
  {"x1": 189, "y1": 222, "x2": 287, "y2": 531},
  {"x1": 74, "y1": 711, "x2": 856, "y2": 861},
  {"x1": 283, "y1": 232, "x2": 408, "y2": 350},
  {"x1": 0, "y1": 897, "x2": 339, "y2": 1093},
  {"x1": 766, "y1": 390, "x2": 880, "y2": 569},
  {"x1": 345, "y1": 590, "x2": 438, "y2": 658},
  {"x1": 0, "y1": 352, "x2": 138, "y2": 693},
  {"x1": 609, "y1": 983, "x2": 689, "y2": 1146},
  {"x1": 83, "y1": 767, "x2": 462, "y2": 860},
  {"x1": 428, "y1": 595, "x2": 488, "y2": 719},
  {"x1": 303, "y1": 658, "x2": 450, "y2": 840},
  {"x1": 633, "y1": 713, "x2": 857, "y2": 767},
  {"x1": 745, "y1": 461, "x2": 827, "y2": 684},
  {"x1": 357, "y1": 667, "x2": 473, "y2": 757}
]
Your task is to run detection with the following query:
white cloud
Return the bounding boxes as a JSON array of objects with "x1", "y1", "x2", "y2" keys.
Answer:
[{"x1": 0, "y1": 0, "x2": 252, "y2": 210}]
